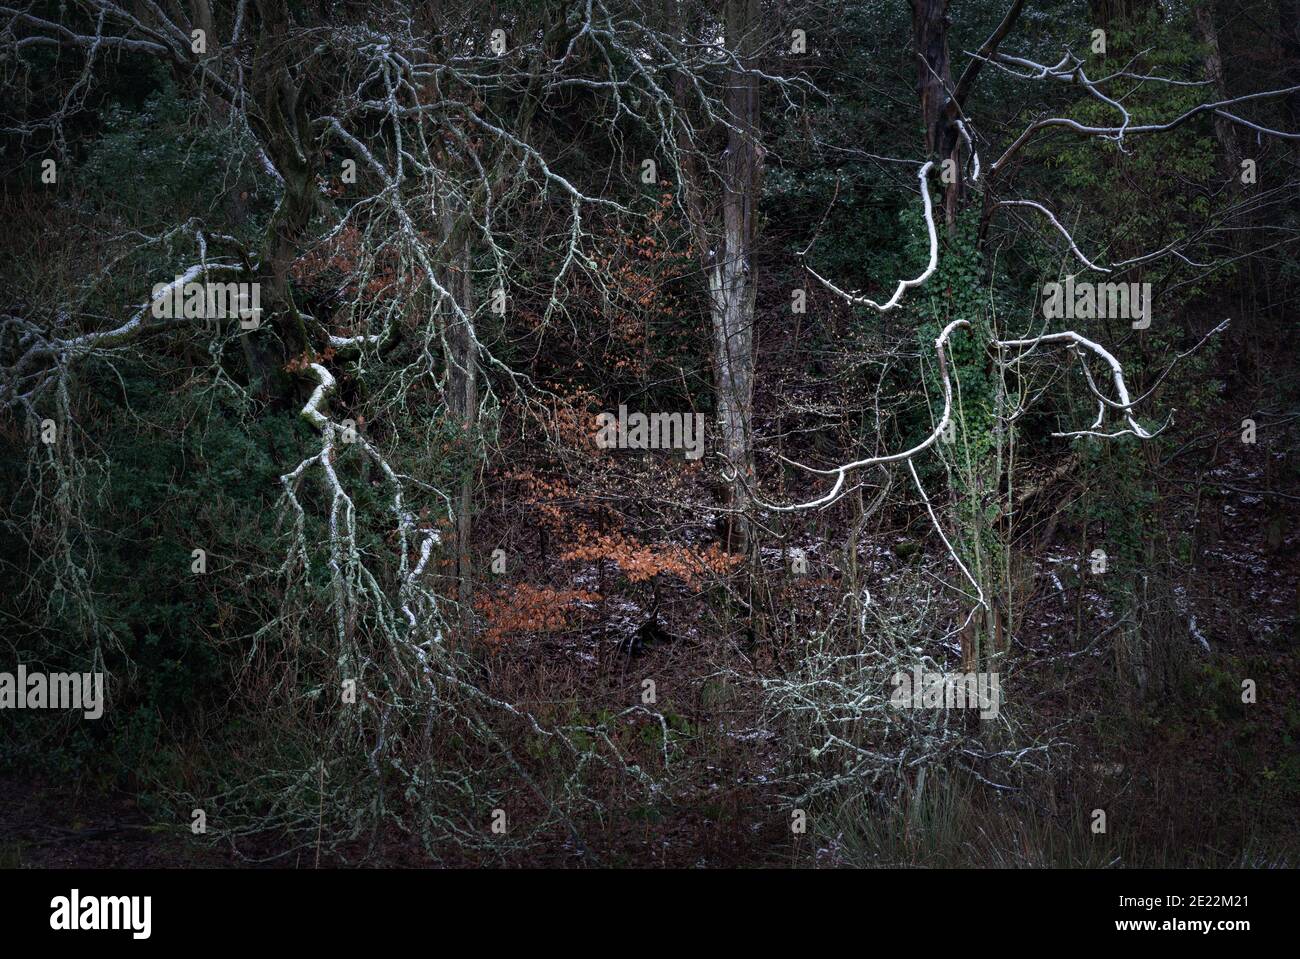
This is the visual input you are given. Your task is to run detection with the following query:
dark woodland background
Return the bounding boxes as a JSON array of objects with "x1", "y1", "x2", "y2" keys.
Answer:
[{"x1": 1, "y1": 0, "x2": 1298, "y2": 867}]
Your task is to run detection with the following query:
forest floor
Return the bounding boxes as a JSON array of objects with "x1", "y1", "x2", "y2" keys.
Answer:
[{"x1": 3, "y1": 376, "x2": 1297, "y2": 869}]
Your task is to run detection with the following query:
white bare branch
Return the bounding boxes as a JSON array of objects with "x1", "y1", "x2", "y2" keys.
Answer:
[{"x1": 800, "y1": 161, "x2": 939, "y2": 314}]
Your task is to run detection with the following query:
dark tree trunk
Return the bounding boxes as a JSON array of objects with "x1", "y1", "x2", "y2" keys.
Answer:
[
  {"x1": 1280, "y1": 0, "x2": 1300, "y2": 128},
  {"x1": 912, "y1": 0, "x2": 962, "y2": 227}
]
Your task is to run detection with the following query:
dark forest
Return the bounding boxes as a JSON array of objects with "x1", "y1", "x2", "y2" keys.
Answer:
[{"x1": 1, "y1": 0, "x2": 1298, "y2": 892}]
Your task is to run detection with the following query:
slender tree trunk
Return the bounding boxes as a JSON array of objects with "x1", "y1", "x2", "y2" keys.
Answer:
[
  {"x1": 441, "y1": 212, "x2": 478, "y2": 615},
  {"x1": 1195, "y1": 2, "x2": 1242, "y2": 179},
  {"x1": 1278, "y1": 0, "x2": 1300, "y2": 128},
  {"x1": 707, "y1": 0, "x2": 762, "y2": 554}
]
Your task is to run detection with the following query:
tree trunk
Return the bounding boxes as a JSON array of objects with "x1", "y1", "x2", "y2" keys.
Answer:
[
  {"x1": 912, "y1": 0, "x2": 961, "y2": 227},
  {"x1": 1195, "y1": 2, "x2": 1242, "y2": 180},
  {"x1": 708, "y1": 0, "x2": 762, "y2": 554},
  {"x1": 244, "y1": 0, "x2": 321, "y2": 400},
  {"x1": 441, "y1": 213, "x2": 478, "y2": 616},
  {"x1": 1279, "y1": 0, "x2": 1300, "y2": 128}
]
